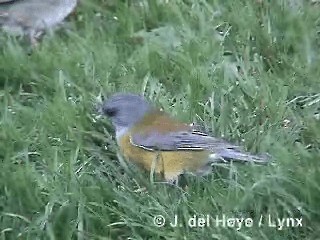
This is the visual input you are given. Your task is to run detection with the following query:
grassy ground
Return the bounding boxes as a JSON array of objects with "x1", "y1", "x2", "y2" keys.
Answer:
[{"x1": 1, "y1": 0, "x2": 320, "y2": 239}]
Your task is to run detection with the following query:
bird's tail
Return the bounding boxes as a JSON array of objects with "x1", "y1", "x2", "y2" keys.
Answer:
[
  {"x1": 0, "y1": 0, "x2": 14, "y2": 24},
  {"x1": 0, "y1": 10, "x2": 8, "y2": 25},
  {"x1": 209, "y1": 148, "x2": 271, "y2": 164}
]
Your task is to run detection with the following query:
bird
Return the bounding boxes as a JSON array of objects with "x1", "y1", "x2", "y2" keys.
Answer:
[
  {"x1": 99, "y1": 93, "x2": 270, "y2": 184},
  {"x1": 0, "y1": 0, "x2": 78, "y2": 46}
]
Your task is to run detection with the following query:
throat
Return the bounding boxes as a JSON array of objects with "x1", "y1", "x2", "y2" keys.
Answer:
[{"x1": 115, "y1": 127, "x2": 129, "y2": 142}]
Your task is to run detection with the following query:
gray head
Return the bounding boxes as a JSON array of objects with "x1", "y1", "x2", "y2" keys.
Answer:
[{"x1": 100, "y1": 93, "x2": 153, "y2": 139}]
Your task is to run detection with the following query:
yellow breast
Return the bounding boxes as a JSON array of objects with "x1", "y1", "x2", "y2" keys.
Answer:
[{"x1": 118, "y1": 132, "x2": 210, "y2": 181}]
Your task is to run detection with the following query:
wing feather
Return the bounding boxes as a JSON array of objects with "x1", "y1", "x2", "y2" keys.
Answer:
[{"x1": 131, "y1": 130, "x2": 270, "y2": 163}]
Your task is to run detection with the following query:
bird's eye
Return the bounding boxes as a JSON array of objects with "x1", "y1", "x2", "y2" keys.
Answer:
[{"x1": 104, "y1": 107, "x2": 118, "y2": 117}]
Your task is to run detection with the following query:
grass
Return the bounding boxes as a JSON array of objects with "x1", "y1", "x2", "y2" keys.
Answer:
[{"x1": 0, "y1": 0, "x2": 320, "y2": 239}]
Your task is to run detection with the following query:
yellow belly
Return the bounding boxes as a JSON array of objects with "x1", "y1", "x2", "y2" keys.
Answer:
[{"x1": 119, "y1": 134, "x2": 210, "y2": 180}]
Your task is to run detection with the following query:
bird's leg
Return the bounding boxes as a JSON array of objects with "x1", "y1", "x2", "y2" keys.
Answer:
[
  {"x1": 28, "y1": 31, "x2": 39, "y2": 48},
  {"x1": 28, "y1": 30, "x2": 45, "y2": 48},
  {"x1": 30, "y1": 37, "x2": 39, "y2": 48},
  {"x1": 167, "y1": 177, "x2": 179, "y2": 186},
  {"x1": 164, "y1": 171, "x2": 181, "y2": 187},
  {"x1": 150, "y1": 151, "x2": 161, "y2": 184}
]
